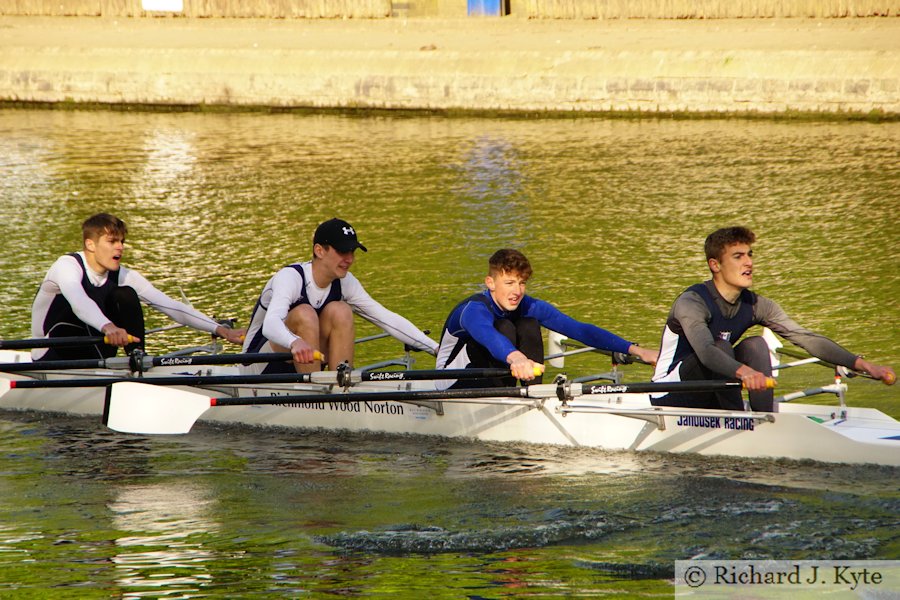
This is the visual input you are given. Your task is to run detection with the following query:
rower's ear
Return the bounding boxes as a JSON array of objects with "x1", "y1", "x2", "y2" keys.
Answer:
[
  {"x1": 84, "y1": 237, "x2": 96, "y2": 253},
  {"x1": 484, "y1": 275, "x2": 495, "y2": 291},
  {"x1": 708, "y1": 257, "x2": 720, "y2": 273}
]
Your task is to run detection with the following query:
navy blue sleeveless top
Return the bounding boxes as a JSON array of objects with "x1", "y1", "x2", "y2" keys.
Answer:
[{"x1": 665, "y1": 283, "x2": 755, "y2": 374}]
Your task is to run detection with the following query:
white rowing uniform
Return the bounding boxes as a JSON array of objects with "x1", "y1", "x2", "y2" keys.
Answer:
[
  {"x1": 241, "y1": 261, "x2": 437, "y2": 373},
  {"x1": 31, "y1": 252, "x2": 222, "y2": 359}
]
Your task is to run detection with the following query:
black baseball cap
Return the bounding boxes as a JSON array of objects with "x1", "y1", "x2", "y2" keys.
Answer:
[{"x1": 313, "y1": 218, "x2": 368, "y2": 253}]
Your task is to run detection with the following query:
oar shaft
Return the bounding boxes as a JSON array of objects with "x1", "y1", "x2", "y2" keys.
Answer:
[
  {"x1": 7, "y1": 373, "x2": 311, "y2": 389},
  {"x1": 0, "y1": 352, "x2": 295, "y2": 373},
  {"x1": 777, "y1": 347, "x2": 834, "y2": 368},
  {"x1": 192, "y1": 378, "x2": 770, "y2": 408},
  {"x1": 4, "y1": 368, "x2": 517, "y2": 390},
  {"x1": 210, "y1": 385, "x2": 530, "y2": 407},
  {"x1": 575, "y1": 378, "x2": 774, "y2": 395},
  {"x1": 147, "y1": 352, "x2": 293, "y2": 368},
  {"x1": 0, "y1": 335, "x2": 141, "y2": 349},
  {"x1": 776, "y1": 347, "x2": 875, "y2": 380},
  {"x1": 0, "y1": 336, "x2": 104, "y2": 350},
  {"x1": 358, "y1": 368, "x2": 518, "y2": 382},
  {"x1": 0, "y1": 357, "x2": 119, "y2": 372},
  {"x1": 544, "y1": 340, "x2": 651, "y2": 366}
]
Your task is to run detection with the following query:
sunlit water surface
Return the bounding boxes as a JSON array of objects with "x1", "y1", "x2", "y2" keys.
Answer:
[{"x1": 0, "y1": 109, "x2": 897, "y2": 596}]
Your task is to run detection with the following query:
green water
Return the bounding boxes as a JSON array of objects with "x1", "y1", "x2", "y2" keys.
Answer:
[{"x1": 0, "y1": 108, "x2": 897, "y2": 596}]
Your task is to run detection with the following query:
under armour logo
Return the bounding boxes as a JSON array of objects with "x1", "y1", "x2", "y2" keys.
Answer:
[
  {"x1": 718, "y1": 331, "x2": 732, "y2": 341},
  {"x1": 342, "y1": 226, "x2": 355, "y2": 236}
]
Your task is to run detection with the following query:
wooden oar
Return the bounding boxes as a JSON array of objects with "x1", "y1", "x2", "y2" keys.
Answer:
[
  {"x1": 0, "y1": 351, "x2": 319, "y2": 373},
  {"x1": 0, "y1": 367, "x2": 528, "y2": 397},
  {"x1": 0, "y1": 335, "x2": 135, "y2": 350},
  {"x1": 104, "y1": 377, "x2": 774, "y2": 435}
]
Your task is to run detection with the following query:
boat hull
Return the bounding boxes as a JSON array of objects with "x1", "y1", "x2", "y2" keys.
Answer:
[{"x1": 1, "y1": 366, "x2": 898, "y2": 466}]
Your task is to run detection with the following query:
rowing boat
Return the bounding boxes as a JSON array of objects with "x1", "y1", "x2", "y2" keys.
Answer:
[{"x1": 1, "y1": 347, "x2": 897, "y2": 467}]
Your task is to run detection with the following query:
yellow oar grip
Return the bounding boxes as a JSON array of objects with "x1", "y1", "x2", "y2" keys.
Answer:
[
  {"x1": 103, "y1": 335, "x2": 135, "y2": 344},
  {"x1": 740, "y1": 377, "x2": 777, "y2": 390},
  {"x1": 313, "y1": 351, "x2": 325, "y2": 361},
  {"x1": 883, "y1": 371, "x2": 896, "y2": 386},
  {"x1": 507, "y1": 365, "x2": 544, "y2": 376}
]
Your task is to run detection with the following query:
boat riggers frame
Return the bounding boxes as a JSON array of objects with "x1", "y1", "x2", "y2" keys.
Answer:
[
  {"x1": 763, "y1": 326, "x2": 894, "y2": 385},
  {"x1": 103, "y1": 376, "x2": 774, "y2": 435}
]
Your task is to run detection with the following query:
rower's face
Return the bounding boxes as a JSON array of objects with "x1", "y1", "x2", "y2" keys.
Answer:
[
  {"x1": 85, "y1": 232, "x2": 125, "y2": 274},
  {"x1": 318, "y1": 244, "x2": 355, "y2": 279},
  {"x1": 486, "y1": 270, "x2": 527, "y2": 311},
  {"x1": 711, "y1": 242, "x2": 753, "y2": 290}
]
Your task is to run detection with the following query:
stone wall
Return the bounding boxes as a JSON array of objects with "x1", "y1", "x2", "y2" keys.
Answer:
[
  {"x1": 522, "y1": 0, "x2": 899, "y2": 18},
  {"x1": 1, "y1": 17, "x2": 897, "y2": 116},
  {"x1": 2, "y1": 0, "x2": 897, "y2": 18},
  {"x1": 11, "y1": 50, "x2": 890, "y2": 115},
  {"x1": 0, "y1": 0, "x2": 392, "y2": 18}
]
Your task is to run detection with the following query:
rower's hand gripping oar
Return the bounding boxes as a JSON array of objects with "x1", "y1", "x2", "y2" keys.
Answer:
[{"x1": 104, "y1": 376, "x2": 775, "y2": 435}]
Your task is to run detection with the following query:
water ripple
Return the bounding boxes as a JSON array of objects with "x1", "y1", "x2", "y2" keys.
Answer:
[{"x1": 316, "y1": 509, "x2": 631, "y2": 554}]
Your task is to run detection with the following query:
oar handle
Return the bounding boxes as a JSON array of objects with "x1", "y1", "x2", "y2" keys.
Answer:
[{"x1": 576, "y1": 378, "x2": 776, "y2": 396}]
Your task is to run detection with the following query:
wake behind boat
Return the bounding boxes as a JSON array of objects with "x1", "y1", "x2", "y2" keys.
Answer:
[{"x1": 1, "y1": 340, "x2": 898, "y2": 467}]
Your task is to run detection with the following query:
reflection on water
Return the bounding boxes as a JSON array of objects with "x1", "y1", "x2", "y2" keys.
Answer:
[
  {"x1": 0, "y1": 410, "x2": 897, "y2": 596},
  {"x1": 110, "y1": 483, "x2": 218, "y2": 597},
  {"x1": 0, "y1": 108, "x2": 897, "y2": 596},
  {"x1": 452, "y1": 135, "x2": 532, "y2": 261},
  {"x1": 133, "y1": 129, "x2": 198, "y2": 208}
]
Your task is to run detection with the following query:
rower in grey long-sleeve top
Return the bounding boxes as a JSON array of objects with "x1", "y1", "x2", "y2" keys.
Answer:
[{"x1": 652, "y1": 226, "x2": 894, "y2": 412}]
